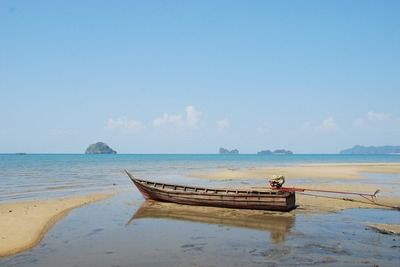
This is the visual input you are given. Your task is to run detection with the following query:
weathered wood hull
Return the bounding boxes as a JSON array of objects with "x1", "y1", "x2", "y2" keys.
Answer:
[{"x1": 126, "y1": 171, "x2": 296, "y2": 211}]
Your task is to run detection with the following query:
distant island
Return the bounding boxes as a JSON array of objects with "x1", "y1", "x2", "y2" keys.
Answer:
[
  {"x1": 218, "y1": 147, "x2": 293, "y2": 155},
  {"x1": 257, "y1": 149, "x2": 293, "y2": 155},
  {"x1": 340, "y1": 145, "x2": 400, "y2": 154},
  {"x1": 219, "y1": 147, "x2": 239, "y2": 154},
  {"x1": 85, "y1": 142, "x2": 117, "y2": 154}
]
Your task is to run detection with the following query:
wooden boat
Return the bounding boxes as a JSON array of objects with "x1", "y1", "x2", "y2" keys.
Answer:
[{"x1": 125, "y1": 171, "x2": 296, "y2": 211}]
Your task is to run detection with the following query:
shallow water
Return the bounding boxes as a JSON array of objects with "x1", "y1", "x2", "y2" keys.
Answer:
[
  {"x1": 1, "y1": 154, "x2": 400, "y2": 201},
  {"x1": 1, "y1": 154, "x2": 399, "y2": 266},
  {"x1": 1, "y1": 190, "x2": 399, "y2": 267}
]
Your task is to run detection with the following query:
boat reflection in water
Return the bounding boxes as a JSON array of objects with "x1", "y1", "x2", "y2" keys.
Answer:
[{"x1": 129, "y1": 201, "x2": 295, "y2": 244}]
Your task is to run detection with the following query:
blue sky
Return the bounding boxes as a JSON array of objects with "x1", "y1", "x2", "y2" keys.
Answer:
[{"x1": 1, "y1": 0, "x2": 399, "y2": 153}]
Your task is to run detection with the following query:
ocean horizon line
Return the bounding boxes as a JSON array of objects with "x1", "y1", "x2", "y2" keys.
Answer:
[{"x1": 2, "y1": 153, "x2": 400, "y2": 156}]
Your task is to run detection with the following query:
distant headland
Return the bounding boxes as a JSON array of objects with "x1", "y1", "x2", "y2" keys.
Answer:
[
  {"x1": 340, "y1": 145, "x2": 400, "y2": 154},
  {"x1": 85, "y1": 142, "x2": 117, "y2": 154},
  {"x1": 219, "y1": 147, "x2": 239, "y2": 154}
]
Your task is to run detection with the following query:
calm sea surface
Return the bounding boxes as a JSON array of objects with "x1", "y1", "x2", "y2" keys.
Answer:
[
  {"x1": 1, "y1": 154, "x2": 400, "y2": 201},
  {"x1": 1, "y1": 154, "x2": 400, "y2": 266}
]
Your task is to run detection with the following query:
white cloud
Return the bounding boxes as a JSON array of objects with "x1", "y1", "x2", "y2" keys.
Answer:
[
  {"x1": 302, "y1": 117, "x2": 337, "y2": 134},
  {"x1": 316, "y1": 117, "x2": 337, "y2": 133},
  {"x1": 355, "y1": 111, "x2": 393, "y2": 128},
  {"x1": 153, "y1": 114, "x2": 183, "y2": 127},
  {"x1": 366, "y1": 111, "x2": 391, "y2": 121},
  {"x1": 106, "y1": 117, "x2": 143, "y2": 134},
  {"x1": 153, "y1": 106, "x2": 201, "y2": 130},
  {"x1": 216, "y1": 119, "x2": 231, "y2": 132}
]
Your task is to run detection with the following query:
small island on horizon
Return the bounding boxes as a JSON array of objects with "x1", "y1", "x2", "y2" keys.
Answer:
[
  {"x1": 218, "y1": 147, "x2": 294, "y2": 155},
  {"x1": 85, "y1": 142, "x2": 117, "y2": 154}
]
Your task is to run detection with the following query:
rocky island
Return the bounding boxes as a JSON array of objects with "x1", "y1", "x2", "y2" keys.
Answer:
[
  {"x1": 219, "y1": 147, "x2": 239, "y2": 154},
  {"x1": 85, "y1": 142, "x2": 117, "y2": 154},
  {"x1": 340, "y1": 145, "x2": 400, "y2": 154},
  {"x1": 257, "y1": 149, "x2": 293, "y2": 155}
]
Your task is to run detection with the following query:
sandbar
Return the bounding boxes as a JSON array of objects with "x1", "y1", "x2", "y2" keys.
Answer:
[
  {"x1": 190, "y1": 163, "x2": 400, "y2": 180},
  {"x1": 190, "y1": 163, "x2": 400, "y2": 213},
  {"x1": 367, "y1": 223, "x2": 400, "y2": 235},
  {"x1": 246, "y1": 182, "x2": 399, "y2": 213},
  {"x1": 0, "y1": 193, "x2": 114, "y2": 257}
]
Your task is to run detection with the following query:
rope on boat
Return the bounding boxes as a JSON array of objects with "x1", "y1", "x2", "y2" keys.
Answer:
[{"x1": 269, "y1": 176, "x2": 400, "y2": 211}]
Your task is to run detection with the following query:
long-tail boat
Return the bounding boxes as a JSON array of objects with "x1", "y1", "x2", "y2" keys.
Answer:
[{"x1": 125, "y1": 170, "x2": 296, "y2": 211}]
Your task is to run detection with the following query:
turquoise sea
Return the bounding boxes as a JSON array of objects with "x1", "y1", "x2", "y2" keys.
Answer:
[{"x1": 1, "y1": 154, "x2": 400, "y2": 202}]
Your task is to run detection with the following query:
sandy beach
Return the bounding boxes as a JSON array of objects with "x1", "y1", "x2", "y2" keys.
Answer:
[
  {"x1": 1, "y1": 162, "x2": 400, "y2": 260},
  {"x1": 189, "y1": 162, "x2": 400, "y2": 236},
  {"x1": 189, "y1": 163, "x2": 400, "y2": 213},
  {"x1": 190, "y1": 162, "x2": 400, "y2": 180},
  {"x1": 0, "y1": 193, "x2": 114, "y2": 257}
]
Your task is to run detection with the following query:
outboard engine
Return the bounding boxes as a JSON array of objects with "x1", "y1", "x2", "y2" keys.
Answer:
[{"x1": 269, "y1": 175, "x2": 285, "y2": 189}]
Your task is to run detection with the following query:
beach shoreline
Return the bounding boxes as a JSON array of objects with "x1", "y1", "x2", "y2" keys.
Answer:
[
  {"x1": 1, "y1": 162, "x2": 400, "y2": 258},
  {"x1": 190, "y1": 162, "x2": 400, "y2": 180},
  {"x1": 188, "y1": 162, "x2": 400, "y2": 213},
  {"x1": 0, "y1": 192, "x2": 115, "y2": 257}
]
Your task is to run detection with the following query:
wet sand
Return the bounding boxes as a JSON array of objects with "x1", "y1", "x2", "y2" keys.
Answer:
[
  {"x1": 246, "y1": 183, "x2": 399, "y2": 213},
  {"x1": 190, "y1": 163, "x2": 400, "y2": 213},
  {"x1": 190, "y1": 162, "x2": 400, "y2": 180},
  {"x1": 2, "y1": 192, "x2": 398, "y2": 267},
  {"x1": 1, "y1": 191, "x2": 399, "y2": 266},
  {"x1": 1, "y1": 162, "x2": 400, "y2": 259},
  {"x1": 0, "y1": 193, "x2": 114, "y2": 257},
  {"x1": 367, "y1": 223, "x2": 400, "y2": 235}
]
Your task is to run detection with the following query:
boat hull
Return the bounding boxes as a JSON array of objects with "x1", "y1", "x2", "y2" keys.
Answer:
[{"x1": 126, "y1": 171, "x2": 296, "y2": 212}]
